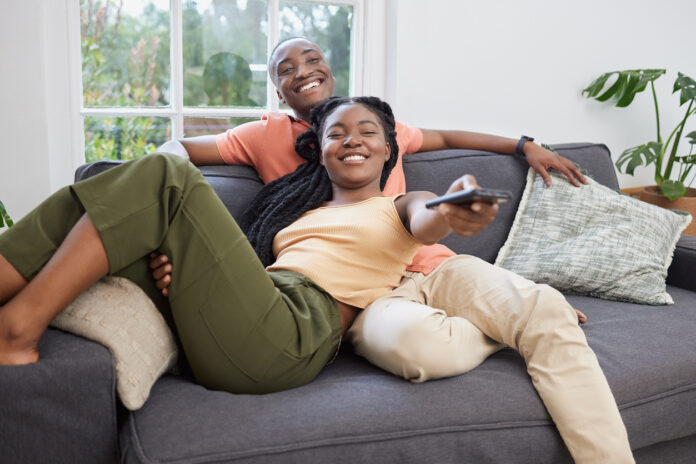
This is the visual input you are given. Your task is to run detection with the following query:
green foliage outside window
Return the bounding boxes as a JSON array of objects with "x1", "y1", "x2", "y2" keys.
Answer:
[
  {"x1": 81, "y1": 0, "x2": 353, "y2": 162},
  {"x1": 81, "y1": 0, "x2": 170, "y2": 162}
]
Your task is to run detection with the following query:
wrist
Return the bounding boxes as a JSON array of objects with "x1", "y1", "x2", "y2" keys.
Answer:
[{"x1": 515, "y1": 135, "x2": 534, "y2": 157}]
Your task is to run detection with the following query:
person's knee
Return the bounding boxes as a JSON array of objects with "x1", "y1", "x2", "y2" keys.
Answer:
[{"x1": 357, "y1": 307, "x2": 477, "y2": 382}]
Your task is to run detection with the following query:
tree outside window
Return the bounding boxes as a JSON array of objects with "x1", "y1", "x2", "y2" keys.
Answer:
[{"x1": 80, "y1": 0, "x2": 356, "y2": 162}]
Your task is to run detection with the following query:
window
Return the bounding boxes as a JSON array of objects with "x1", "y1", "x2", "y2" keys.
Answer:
[{"x1": 79, "y1": 0, "x2": 362, "y2": 162}]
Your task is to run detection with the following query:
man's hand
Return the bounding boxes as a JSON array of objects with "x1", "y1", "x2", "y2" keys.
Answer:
[
  {"x1": 436, "y1": 175, "x2": 499, "y2": 237},
  {"x1": 149, "y1": 252, "x2": 172, "y2": 297},
  {"x1": 524, "y1": 144, "x2": 587, "y2": 187}
]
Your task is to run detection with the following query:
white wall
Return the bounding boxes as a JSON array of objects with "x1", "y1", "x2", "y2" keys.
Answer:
[
  {"x1": 384, "y1": 0, "x2": 696, "y2": 188},
  {"x1": 0, "y1": 0, "x2": 77, "y2": 225},
  {"x1": 2, "y1": 0, "x2": 695, "y2": 225}
]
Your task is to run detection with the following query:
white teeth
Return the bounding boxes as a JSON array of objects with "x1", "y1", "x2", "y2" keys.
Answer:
[
  {"x1": 299, "y1": 81, "x2": 320, "y2": 92},
  {"x1": 342, "y1": 155, "x2": 366, "y2": 161}
]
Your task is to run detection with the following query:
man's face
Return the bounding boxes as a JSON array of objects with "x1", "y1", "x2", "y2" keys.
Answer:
[{"x1": 269, "y1": 39, "x2": 336, "y2": 121}]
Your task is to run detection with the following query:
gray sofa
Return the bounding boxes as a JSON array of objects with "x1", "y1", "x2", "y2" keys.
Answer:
[{"x1": 2, "y1": 143, "x2": 696, "y2": 463}]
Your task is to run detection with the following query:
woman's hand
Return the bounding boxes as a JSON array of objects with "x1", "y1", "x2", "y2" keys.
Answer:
[
  {"x1": 524, "y1": 144, "x2": 587, "y2": 187},
  {"x1": 436, "y1": 175, "x2": 499, "y2": 237},
  {"x1": 149, "y1": 252, "x2": 172, "y2": 297}
]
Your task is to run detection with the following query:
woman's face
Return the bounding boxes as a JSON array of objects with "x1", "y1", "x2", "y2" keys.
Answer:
[{"x1": 320, "y1": 102, "x2": 391, "y2": 190}]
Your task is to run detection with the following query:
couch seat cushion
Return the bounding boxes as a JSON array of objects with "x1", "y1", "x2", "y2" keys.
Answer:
[{"x1": 120, "y1": 286, "x2": 696, "y2": 463}]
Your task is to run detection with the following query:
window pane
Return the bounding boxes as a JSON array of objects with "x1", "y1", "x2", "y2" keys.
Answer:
[
  {"x1": 184, "y1": 116, "x2": 257, "y2": 137},
  {"x1": 84, "y1": 116, "x2": 171, "y2": 162},
  {"x1": 182, "y1": 0, "x2": 267, "y2": 108},
  {"x1": 279, "y1": 2, "x2": 352, "y2": 98},
  {"x1": 81, "y1": 0, "x2": 171, "y2": 107}
]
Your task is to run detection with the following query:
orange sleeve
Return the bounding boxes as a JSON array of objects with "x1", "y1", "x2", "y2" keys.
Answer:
[
  {"x1": 395, "y1": 120, "x2": 423, "y2": 155},
  {"x1": 215, "y1": 119, "x2": 269, "y2": 166}
]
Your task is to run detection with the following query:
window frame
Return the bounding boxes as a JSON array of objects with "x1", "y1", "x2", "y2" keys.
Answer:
[{"x1": 71, "y1": 0, "x2": 365, "y2": 159}]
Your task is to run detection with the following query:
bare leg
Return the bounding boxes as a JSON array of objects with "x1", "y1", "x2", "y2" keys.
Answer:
[
  {"x1": 0, "y1": 254, "x2": 28, "y2": 304},
  {"x1": 0, "y1": 214, "x2": 108, "y2": 365}
]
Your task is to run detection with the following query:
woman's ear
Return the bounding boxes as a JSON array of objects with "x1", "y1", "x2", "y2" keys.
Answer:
[{"x1": 384, "y1": 142, "x2": 391, "y2": 161}]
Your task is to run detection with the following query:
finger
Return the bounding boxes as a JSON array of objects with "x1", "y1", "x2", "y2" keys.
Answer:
[
  {"x1": 155, "y1": 274, "x2": 171, "y2": 290},
  {"x1": 461, "y1": 174, "x2": 480, "y2": 191},
  {"x1": 555, "y1": 162, "x2": 580, "y2": 187},
  {"x1": 149, "y1": 253, "x2": 169, "y2": 268},
  {"x1": 441, "y1": 203, "x2": 498, "y2": 224},
  {"x1": 534, "y1": 164, "x2": 553, "y2": 187},
  {"x1": 469, "y1": 201, "x2": 499, "y2": 216},
  {"x1": 568, "y1": 163, "x2": 588, "y2": 185},
  {"x1": 152, "y1": 264, "x2": 172, "y2": 280},
  {"x1": 443, "y1": 210, "x2": 497, "y2": 235}
]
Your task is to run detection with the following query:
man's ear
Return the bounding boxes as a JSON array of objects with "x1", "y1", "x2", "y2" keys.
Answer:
[{"x1": 276, "y1": 89, "x2": 286, "y2": 104}]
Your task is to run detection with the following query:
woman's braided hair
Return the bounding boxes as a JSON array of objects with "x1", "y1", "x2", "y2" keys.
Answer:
[{"x1": 239, "y1": 96, "x2": 399, "y2": 266}]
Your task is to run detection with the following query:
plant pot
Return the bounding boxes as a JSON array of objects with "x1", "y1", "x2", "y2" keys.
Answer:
[{"x1": 638, "y1": 186, "x2": 696, "y2": 236}]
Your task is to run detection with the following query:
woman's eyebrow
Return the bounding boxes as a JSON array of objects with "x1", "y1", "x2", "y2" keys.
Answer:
[{"x1": 328, "y1": 120, "x2": 378, "y2": 130}]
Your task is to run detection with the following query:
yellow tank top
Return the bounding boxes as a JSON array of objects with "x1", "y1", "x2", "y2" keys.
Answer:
[{"x1": 267, "y1": 196, "x2": 422, "y2": 309}]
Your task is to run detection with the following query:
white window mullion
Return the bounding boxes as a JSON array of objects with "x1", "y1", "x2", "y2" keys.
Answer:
[
  {"x1": 268, "y1": 0, "x2": 281, "y2": 112},
  {"x1": 350, "y1": 0, "x2": 363, "y2": 96},
  {"x1": 68, "y1": 0, "x2": 85, "y2": 170},
  {"x1": 170, "y1": 0, "x2": 185, "y2": 139}
]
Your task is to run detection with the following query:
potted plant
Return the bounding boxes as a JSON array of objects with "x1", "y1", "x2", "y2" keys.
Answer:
[
  {"x1": 582, "y1": 69, "x2": 696, "y2": 199},
  {"x1": 582, "y1": 69, "x2": 696, "y2": 234},
  {"x1": 0, "y1": 200, "x2": 13, "y2": 229}
]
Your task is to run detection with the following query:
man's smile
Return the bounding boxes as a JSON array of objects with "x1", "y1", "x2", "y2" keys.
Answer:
[{"x1": 296, "y1": 79, "x2": 323, "y2": 93}]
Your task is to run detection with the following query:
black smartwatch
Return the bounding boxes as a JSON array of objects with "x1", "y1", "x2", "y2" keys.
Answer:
[{"x1": 516, "y1": 135, "x2": 534, "y2": 157}]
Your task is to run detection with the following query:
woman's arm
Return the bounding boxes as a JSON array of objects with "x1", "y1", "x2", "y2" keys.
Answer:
[
  {"x1": 396, "y1": 175, "x2": 498, "y2": 245},
  {"x1": 418, "y1": 129, "x2": 586, "y2": 188}
]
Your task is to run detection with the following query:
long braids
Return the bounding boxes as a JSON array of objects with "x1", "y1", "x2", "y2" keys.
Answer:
[{"x1": 239, "y1": 96, "x2": 400, "y2": 266}]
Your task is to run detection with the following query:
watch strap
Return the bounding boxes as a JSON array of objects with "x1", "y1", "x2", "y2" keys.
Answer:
[{"x1": 516, "y1": 135, "x2": 534, "y2": 157}]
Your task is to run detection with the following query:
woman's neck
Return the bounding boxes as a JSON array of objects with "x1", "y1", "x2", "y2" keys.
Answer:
[{"x1": 325, "y1": 184, "x2": 384, "y2": 207}]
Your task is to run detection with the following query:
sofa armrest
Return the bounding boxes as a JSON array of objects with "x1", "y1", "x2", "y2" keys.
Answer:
[
  {"x1": 0, "y1": 329, "x2": 119, "y2": 463},
  {"x1": 667, "y1": 234, "x2": 696, "y2": 291}
]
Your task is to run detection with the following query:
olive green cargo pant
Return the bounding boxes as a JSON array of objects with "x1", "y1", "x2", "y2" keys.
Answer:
[{"x1": 0, "y1": 153, "x2": 341, "y2": 394}]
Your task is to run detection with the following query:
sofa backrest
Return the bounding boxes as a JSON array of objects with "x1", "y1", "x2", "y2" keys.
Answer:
[
  {"x1": 75, "y1": 142, "x2": 617, "y2": 263},
  {"x1": 403, "y1": 142, "x2": 618, "y2": 262}
]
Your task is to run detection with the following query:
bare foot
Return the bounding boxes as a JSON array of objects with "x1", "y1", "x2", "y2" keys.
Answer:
[{"x1": 575, "y1": 309, "x2": 587, "y2": 324}]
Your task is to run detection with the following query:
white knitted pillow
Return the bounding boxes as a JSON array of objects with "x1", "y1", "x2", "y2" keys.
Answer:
[
  {"x1": 495, "y1": 169, "x2": 691, "y2": 304},
  {"x1": 51, "y1": 276, "x2": 177, "y2": 410}
]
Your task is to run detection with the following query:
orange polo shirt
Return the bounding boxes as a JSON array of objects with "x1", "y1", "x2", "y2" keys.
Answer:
[{"x1": 216, "y1": 112, "x2": 455, "y2": 274}]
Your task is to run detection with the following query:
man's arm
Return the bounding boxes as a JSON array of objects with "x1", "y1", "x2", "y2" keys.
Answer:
[
  {"x1": 418, "y1": 129, "x2": 586, "y2": 187},
  {"x1": 157, "y1": 135, "x2": 224, "y2": 166}
]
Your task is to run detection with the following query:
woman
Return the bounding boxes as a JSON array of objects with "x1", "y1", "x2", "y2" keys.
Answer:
[{"x1": 0, "y1": 96, "x2": 632, "y2": 462}]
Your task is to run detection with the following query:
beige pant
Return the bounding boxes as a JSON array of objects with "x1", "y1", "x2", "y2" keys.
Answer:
[{"x1": 347, "y1": 255, "x2": 634, "y2": 464}]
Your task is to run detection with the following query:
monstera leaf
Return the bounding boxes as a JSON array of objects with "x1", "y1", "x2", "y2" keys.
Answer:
[
  {"x1": 674, "y1": 73, "x2": 696, "y2": 106},
  {"x1": 615, "y1": 142, "x2": 662, "y2": 177},
  {"x1": 0, "y1": 200, "x2": 12, "y2": 228},
  {"x1": 582, "y1": 69, "x2": 666, "y2": 107}
]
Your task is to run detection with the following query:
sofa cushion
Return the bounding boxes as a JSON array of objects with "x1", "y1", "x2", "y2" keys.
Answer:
[
  {"x1": 50, "y1": 276, "x2": 178, "y2": 410},
  {"x1": 495, "y1": 168, "x2": 690, "y2": 304},
  {"x1": 119, "y1": 285, "x2": 696, "y2": 463}
]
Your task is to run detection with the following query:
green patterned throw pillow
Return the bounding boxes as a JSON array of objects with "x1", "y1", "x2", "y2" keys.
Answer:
[{"x1": 495, "y1": 169, "x2": 691, "y2": 304}]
